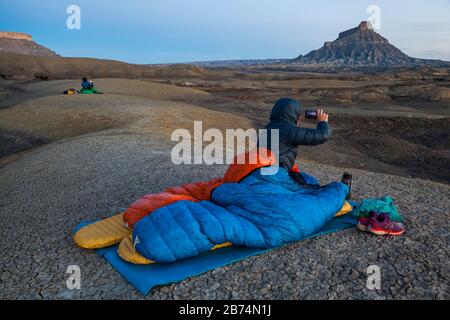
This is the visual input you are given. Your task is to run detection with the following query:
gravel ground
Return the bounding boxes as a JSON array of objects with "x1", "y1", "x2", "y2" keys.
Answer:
[{"x1": 0, "y1": 133, "x2": 449, "y2": 299}]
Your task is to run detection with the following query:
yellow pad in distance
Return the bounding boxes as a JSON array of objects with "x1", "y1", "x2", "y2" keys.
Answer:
[
  {"x1": 74, "y1": 213, "x2": 131, "y2": 249},
  {"x1": 118, "y1": 235, "x2": 233, "y2": 265}
]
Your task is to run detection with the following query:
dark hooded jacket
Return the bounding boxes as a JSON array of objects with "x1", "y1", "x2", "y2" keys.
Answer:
[{"x1": 261, "y1": 98, "x2": 331, "y2": 171}]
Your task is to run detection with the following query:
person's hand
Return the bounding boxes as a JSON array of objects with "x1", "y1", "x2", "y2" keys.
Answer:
[{"x1": 317, "y1": 109, "x2": 329, "y2": 122}]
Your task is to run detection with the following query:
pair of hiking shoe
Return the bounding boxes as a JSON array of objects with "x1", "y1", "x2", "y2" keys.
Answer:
[{"x1": 357, "y1": 211, "x2": 405, "y2": 236}]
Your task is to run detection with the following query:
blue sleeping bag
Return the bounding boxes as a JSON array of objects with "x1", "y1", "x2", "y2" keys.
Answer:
[{"x1": 133, "y1": 168, "x2": 348, "y2": 263}]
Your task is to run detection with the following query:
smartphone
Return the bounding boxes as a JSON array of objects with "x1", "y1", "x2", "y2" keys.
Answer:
[{"x1": 305, "y1": 110, "x2": 318, "y2": 120}]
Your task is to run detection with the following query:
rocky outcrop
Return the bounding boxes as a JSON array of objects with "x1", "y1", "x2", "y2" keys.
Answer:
[
  {"x1": 0, "y1": 32, "x2": 33, "y2": 41},
  {"x1": 294, "y1": 21, "x2": 449, "y2": 68},
  {"x1": 0, "y1": 31, "x2": 58, "y2": 56},
  {"x1": 295, "y1": 21, "x2": 414, "y2": 66}
]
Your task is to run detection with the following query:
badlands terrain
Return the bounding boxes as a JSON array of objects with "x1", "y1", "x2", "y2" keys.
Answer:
[
  {"x1": 1, "y1": 66, "x2": 449, "y2": 183},
  {"x1": 0, "y1": 71, "x2": 449, "y2": 299},
  {"x1": 0, "y1": 23, "x2": 449, "y2": 298}
]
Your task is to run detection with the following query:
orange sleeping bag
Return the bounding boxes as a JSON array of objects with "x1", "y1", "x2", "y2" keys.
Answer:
[{"x1": 123, "y1": 149, "x2": 276, "y2": 228}]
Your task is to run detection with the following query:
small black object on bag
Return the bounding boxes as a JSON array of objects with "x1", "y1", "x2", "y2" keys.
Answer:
[{"x1": 341, "y1": 172, "x2": 352, "y2": 200}]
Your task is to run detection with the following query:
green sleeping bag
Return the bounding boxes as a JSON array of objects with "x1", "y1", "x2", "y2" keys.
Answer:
[{"x1": 79, "y1": 87, "x2": 99, "y2": 94}]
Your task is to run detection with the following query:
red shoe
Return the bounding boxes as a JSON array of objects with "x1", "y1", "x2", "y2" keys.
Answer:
[
  {"x1": 368, "y1": 212, "x2": 405, "y2": 236},
  {"x1": 357, "y1": 211, "x2": 378, "y2": 231},
  {"x1": 357, "y1": 211, "x2": 405, "y2": 236},
  {"x1": 356, "y1": 217, "x2": 371, "y2": 232}
]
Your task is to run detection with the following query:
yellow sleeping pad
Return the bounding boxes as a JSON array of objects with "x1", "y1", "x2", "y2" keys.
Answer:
[
  {"x1": 118, "y1": 235, "x2": 233, "y2": 265},
  {"x1": 118, "y1": 235, "x2": 154, "y2": 264},
  {"x1": 74, "y1": 213, "x2": 131, "y2": 249},
  {"x1": 335, "y1": 201, "x2": 353, "y2": 217}
]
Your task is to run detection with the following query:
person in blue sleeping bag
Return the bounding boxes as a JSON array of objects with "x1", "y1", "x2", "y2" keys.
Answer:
[{"x1": 132, "y1": 98, "x2": 349, "y2": 263}]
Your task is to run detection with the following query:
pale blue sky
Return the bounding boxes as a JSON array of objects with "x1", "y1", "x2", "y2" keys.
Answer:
[{"x1": 0, "y1": 0, "x2": 449, "y2": 63}]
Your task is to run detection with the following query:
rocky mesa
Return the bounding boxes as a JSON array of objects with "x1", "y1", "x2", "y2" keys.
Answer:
[
  {"x1": 292, "y1": 21, "x2": 448, "y2": 68},
  {"x1": 0, "y1": 31, "x2": 59, "y2": 56}
]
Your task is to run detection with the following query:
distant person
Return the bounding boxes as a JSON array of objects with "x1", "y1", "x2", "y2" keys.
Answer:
[
  {"x1": 81, "y1": 77, "x2": 94, "y2": 90},
  {"x1": 80, "y1": 77, "x2": 100, "y2": 94},
  {"x1": 261, "y1": 98, "x2": 331, "y2": 188}
]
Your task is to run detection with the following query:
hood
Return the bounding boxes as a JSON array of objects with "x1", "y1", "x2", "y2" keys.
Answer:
[{"x1": 269, "y1": 98, "x2": 301, "y2": 124}]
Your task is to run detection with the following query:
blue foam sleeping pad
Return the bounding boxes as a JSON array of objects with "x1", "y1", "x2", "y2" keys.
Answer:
[
  {"x1": 75, "y1": 213, "x2": 357, "y2": 295},
  {"x1": 75, "y1": 169, "x2": 357, "y2": 294}
]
